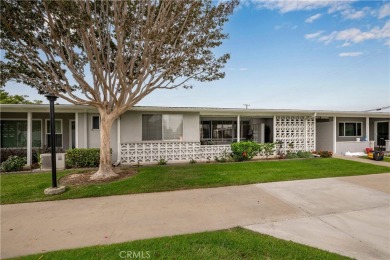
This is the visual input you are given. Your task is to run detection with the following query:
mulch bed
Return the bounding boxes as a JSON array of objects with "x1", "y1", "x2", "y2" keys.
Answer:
[{"x1": 59, "y1": 168, "x2": 137, "y2": 186}]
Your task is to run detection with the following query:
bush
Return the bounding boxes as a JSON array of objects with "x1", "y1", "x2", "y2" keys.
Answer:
[
  {"x1": 261, "y1": 143, "x2": 276, "y2": 159},
  {"x1": 158, "y1": 158, "x2": 167, "y2": 165},
  {"x1": 313, "y1": 151, "x2": 333, "y2": 158},
  {"x1": 189, "y1": 159, "x2": 197, "y2": 164},
  {"x1": 215, "y1": 149, "x2": 233, "y2": 163},
  {"x1": 285, "y1": 152, "x2": 299, "y2": 159},
  {"x1": 231, "y1": 141, "x2": 260, "y2": 162},
  {"x1": 297, "y1": 151, "x2": 314, "y2": 158},
  {"x1": 66, "y1": 148, "x2": 102, "y2": 168},
  {"x1": 0, "y1": 156, "x2": 26, "y2": 172}
]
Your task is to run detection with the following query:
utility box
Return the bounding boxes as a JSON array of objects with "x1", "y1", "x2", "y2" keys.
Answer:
[{"x1": 40, "y1": 153, "x2": 66, "y2": 169}]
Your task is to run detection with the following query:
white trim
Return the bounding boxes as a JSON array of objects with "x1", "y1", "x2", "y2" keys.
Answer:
[
  {"x1": 237, "y1": 115, "x2": 240, "y2": 142},
  {"x1": 365, "y1": 117, "x2": 370, "y2": 141},
  {"x1": 84, "y1": 113, "x2": 88, "y2": 148},
  {"x1": 69, "y1": 119, "x2": 75, "y2": 149},
  {"x1": 75, "y1": 112, "x2": 79, "y2": 148},
  {"x1": 333, "y1": 116, "x2": 337, "y2": 154},
  {"x1": 27, "y1": 112, "x2": 32, "y2": 166},
  {"x1": 45, "y1": 119, "x2": 63, "y2": 147},
  {"x1": 338, "y1": 121, "x2": 363, "y2": 137}
]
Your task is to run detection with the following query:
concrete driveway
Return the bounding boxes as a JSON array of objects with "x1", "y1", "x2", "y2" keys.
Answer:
[{"x1": 1, "y1": 173, "x2": 389, "y2": 259}]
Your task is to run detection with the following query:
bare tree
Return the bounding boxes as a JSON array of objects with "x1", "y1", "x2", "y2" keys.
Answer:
[{"x1": 1, "y1": 0, "x2": 238, "y2": 179}]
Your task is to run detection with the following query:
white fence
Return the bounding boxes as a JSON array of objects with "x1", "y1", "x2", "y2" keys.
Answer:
[{"x1": 120, "y1": 142, "x2": 231, "y2": 164}]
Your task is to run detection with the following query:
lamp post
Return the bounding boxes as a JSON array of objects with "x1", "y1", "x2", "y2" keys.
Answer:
[{"x1": 44, "y1": 95, "x2": 65, "y2": 195}]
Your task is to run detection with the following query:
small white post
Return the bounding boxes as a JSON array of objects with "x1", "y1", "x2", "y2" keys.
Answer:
[
  {"x1": 333, "y1": 116, "x2": 337, "y2": 154},
  {"x1": 237, "y1": 115, "x2": 240, "y2": 142},
  {"x1": 260, "y1": 123, "x2": 265, "y2": 143},
  {"x1": 27, "y1": 112, "x2": 32, "y2": 166},
  {"x1": 365, "y1": 116, "x2": 369, "y2": 141},
  {"x1": 75, "y1": 112, "x2": 79, "y2": 148},
  {"x1": 84, "y1": 113, "x2": 88, "y2": 148},
  {"x1": 304, "y1": 117, "x2": 308, "y2": 151}
]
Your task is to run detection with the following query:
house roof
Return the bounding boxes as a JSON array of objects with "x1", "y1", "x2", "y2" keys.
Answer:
[{"x1": 0, "y1": 104, "x2": 389, "y2": 118}]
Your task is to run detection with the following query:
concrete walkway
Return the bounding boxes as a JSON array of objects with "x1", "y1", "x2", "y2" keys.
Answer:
[
  {"x1": 1, "y1": 173, "x2": 390, "y2": 259},
  {"x1": 333, "y1": 154, "x2": 390, "y2": 167}
]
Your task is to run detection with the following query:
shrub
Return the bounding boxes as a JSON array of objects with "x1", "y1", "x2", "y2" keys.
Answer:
[
  {"x1": 231, "y1": 141, "x2": 260, "y2": 161},
  {"x1": 189, "y1": 159, "x2": 197, "y2": 164},
  {"x1": 261, "y1": 142, "x2": 275, "y2": 159},
  {"x1": 215, "y1": 149, "x2": 232, "y2": 163},
  {"x1": 158, "y1": 158, "x2": 167, "y2": 165},
  {"x1": 66, "y1": 148, "x2": 102, "y2": 168},
  {"x1": 297, "y1": 151, "x2": 314, "y2": 158},
  {"x1": 313, "y1": 151, "x2": 333, "y2": 158},
  {"x1": 285, "y1": 152, "x2": 299, "y2": 159},
  {"x1": 0, "y1": 156, "x2": 26, "y2": 172}
]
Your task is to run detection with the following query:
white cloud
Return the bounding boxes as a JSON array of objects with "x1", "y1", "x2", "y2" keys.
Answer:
[
  {"x1": 239, "y1": 68, "x2": 248, "y2": 71},
  {"x1": 378, "y1": 3, "x2": 390, "y2": 19},
  {"x1": 339, "y1": 52, "x2": 363, "y2": 57},
  {"x1": 304, "y1": 31, "x2": 324, "y2": 39},
  {"x1": 314, "y1": 21, "x2": 390, "y2": 46},
  {"x1": 341, "y1": 8, "x2": 367, "y2": 20},
  {"x1": 254, "y1": 0, "x2": 355, "y2": 13},
  {"x1": 305, "y1": 13, "x2": 322, "y2": 23}
]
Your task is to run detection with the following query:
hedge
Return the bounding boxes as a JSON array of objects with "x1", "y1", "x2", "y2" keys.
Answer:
[{"x1": 66, "y1": 148, "x2": 111, "y2": 168}]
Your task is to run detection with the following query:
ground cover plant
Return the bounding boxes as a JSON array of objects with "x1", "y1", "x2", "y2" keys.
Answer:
[
  {"x1": 11, "y1": 227, "x2": 351, "y2": 260},
  {"x1": 1, "y1": 158, "x2": 389, "y2": 204}
]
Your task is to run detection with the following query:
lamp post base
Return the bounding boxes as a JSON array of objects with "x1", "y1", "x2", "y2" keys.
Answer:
[{"x1": 44, "y1": 186, "x2": 66, "y2": 195}]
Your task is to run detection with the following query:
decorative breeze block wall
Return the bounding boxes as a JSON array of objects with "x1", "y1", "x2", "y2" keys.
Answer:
[
  {"x1": 274, "y1": 116, "x2": 315, "y2": 152},
  {"x1": 120, "y1": 142, "x2": 231, "y2": 164}
]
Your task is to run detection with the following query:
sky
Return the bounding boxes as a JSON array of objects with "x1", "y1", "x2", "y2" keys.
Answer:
[{"x1": 4, "y1": 0, "x2": 390, "y2": 111}]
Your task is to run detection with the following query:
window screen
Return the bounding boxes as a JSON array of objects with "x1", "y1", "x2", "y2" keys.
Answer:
[
  {"x1": 162, "y1": 114, "x2": 183, "y2": 140},
  {"x1": 142, "y1": 115, "x2": 162, "y2": 140}
]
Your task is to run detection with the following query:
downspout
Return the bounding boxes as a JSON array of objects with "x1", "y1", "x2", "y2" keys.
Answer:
[{"x1": 113, "y1": 117, "x2": 121, "y2": 166}]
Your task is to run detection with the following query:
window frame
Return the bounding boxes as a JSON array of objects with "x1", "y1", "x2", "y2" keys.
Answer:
[
  {"x1": 45, "y1": 119, "x2": 63, "y2": 147},
  {"x1": 338, "y1": 122, "x2": 363, "y2": 137},
  {"x1": 0, "y1": 119, "x2": 42, "y2": 148}
]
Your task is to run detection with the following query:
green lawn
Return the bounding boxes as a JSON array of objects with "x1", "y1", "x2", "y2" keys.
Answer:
[
  {"x1": 1, "y1": 158, "x2": 389, "y2": 204},
  {"x1": 11, "y1": 227, "x2": 351, "y2": 260}
]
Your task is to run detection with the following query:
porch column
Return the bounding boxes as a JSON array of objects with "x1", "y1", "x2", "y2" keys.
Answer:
[
  {"x1": 304, "y1": 117, "x2": 308, "y2": 151},
  {"x1": 333, "y1": 116, "x2": 337, "y2": 154},
  {"x1": 75, "y1": 112, "x2": 79, "y2": 148},
  {"x1": 365, "y1": 116, "x2": 369, "y2": 141},
  {"x1": 26, "y1": 112, "x2": 32, "y2": 166},
  {"x1": 84, "y1": 113, "x2": 88, "y2": 148},
  {"x1": 237, "y1": 115, "x2": 240, "y2": 142}
]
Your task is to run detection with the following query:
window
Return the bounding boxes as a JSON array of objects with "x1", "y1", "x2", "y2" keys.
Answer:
[
  {"x1": 92, "y1": 116, "x2": 100, "y2": 130},
  {"x1": 0, "y1": 120, "x2": 41, "y2": 148},
  {"x1": 200, "y1": 120, "x2": 250, "y2": 144},
  {"x1": 46, "y1": 119, "x2": 63, "y2": 147},
  {"x1": 339, "y1": 122, "x2": 362, "y2": 137},
  {"x1": 142, "y1": 114, "x2": 183, "y2": 141}
]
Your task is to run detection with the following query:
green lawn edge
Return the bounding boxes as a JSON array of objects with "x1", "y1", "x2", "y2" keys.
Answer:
[
  {"x1": 8, "y1": 227, "x2": 352, "y2": 260},
  {"x1": 1, "y1": 158, "x2": 389, "y2": 204}
]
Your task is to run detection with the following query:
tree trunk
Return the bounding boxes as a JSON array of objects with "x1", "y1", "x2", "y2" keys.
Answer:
[{"x1": 90, "y1": 112, "x2": 118, "y2": 180}]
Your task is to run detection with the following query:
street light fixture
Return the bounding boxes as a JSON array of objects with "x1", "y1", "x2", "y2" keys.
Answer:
[{"x1": 44, "y1": 94, "x2": 65, "y2": 195}]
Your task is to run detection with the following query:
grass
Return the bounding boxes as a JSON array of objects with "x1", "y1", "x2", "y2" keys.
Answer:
[
  {"x1": 11, "y1": 227, "x2": 351, "y2": 260},
  {"x1": 1, "y1": 158, "x2": 389, "y2": 204},
  {"x1": 359, "y1": 155, "x2": 390, "y2": 163}
]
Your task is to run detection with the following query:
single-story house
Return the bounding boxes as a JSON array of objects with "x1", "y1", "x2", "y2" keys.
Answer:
[{"x1": 0, "y1": 104, "x2": 389, "y2": 165}]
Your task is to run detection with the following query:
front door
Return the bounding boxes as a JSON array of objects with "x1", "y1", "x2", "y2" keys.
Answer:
[{"x1": 377, "y1": 122, "x2": 389, "y2": 146}]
